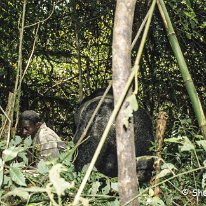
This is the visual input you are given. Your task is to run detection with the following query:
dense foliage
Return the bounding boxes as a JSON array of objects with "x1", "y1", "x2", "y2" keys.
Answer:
[{"x1": 0, "y1": 0, "x2": 206, "y2": 205}]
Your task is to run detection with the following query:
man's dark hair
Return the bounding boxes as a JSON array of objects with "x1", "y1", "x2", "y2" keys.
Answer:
[{"x1": 19, "y1": 110, "x2": 41, "y2": 124}]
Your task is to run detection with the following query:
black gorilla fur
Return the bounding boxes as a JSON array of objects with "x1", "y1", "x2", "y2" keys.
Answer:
[{"x1": 74, "y1": 89, "x2": 154, "y2": 181}]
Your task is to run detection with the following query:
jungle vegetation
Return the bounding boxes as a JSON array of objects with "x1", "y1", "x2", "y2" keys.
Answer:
[{"x1": 0, "y1": 0, "x2": 206, "y2": 205}]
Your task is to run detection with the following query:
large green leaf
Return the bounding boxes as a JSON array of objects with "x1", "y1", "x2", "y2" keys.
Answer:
[
  {"x1": 37, "y1": 159, "x2": 49, "y2": 174},
  {"x1": 148, "y1": 196, "x2": 165, "y2": 206},
  {"x1": 49, "y1": 164, "x2": 74, "y2": 196},
  {"x1": 127, "y1": 94, "x2": 138, "y2": 111},
  {"x1": 2, "y1": 147, "x2": 18, "y2": 162},
  {"x1": 196, "y1": 140, "x2": 206, "y2": 152},
  {"x1": 180, "y1": 136, "x2": 195, "y2": 152},
  {"x1": 155, "y1": 169, "x2": 171, "y2": 179},
  {"x1": 89, "y1": 181, "x2": 101, "y2": 195},
  {"x1": 24, "y1": 136, "x2": 32, "y2": 147},
  {"x1": 3, "y1": 187, "x2": 29, "y2": 200},
  {"x1": 9, "y1": 136, "x2": 22, "y2": 146},
  {"x1": 9, "y1": 166, "x2": 26, "y2": 186}
]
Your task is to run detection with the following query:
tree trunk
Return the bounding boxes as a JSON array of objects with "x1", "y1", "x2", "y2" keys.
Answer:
[{"x1": 112, "y1": 1, "x2": 138, "y2": 206}]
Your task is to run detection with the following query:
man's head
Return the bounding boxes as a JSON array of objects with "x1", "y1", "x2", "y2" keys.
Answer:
[{"x1": 19, "y1": 110, "x2": 42, "y2": 138}]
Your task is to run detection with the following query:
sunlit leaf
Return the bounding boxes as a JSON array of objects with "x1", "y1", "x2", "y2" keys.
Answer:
[
  {"x1": 9, "y1": 166, "x2": 26, "y2": 186},
  {"x1": 150, "y1": 196, "x2": 165, "y2": 206},
  {"x1": 180, "y1": 143, "x2": 195, "y2": 152},
  {"x1": 180, "y1": 136, "x2": 195, "y2": 152},
  {"x1": 3, "y1": 175, "x2": 12, "y2": 186},
  {"x1": 164, "y1": 137, "x2": 183, "y2": 144},
  {"x1": 149, "y1": 188, "x2": 155, "y2": 196},
  {"x1": 107, "y1": 199, "x2": 119, "y2": 206},
  {"x1": 24, "y1": 136, "x2": 32, "y2": 147},
  {"x1": 155, "y1": 169, "x2": 171, "y2": 179},
  {"x1": 111, "y1": 182, "x2": 118, "y2": 192},
  {"x1": 9, "y1": 136, "x2": 22, "y2": 146},
  {"x1": 102, "y1": 180, "x2": 110, "y2": 195},
  {"x1": 196, "y1": 140, "x2": 206, "y2": 152},
  {"x1": 2, "y1": 147, "x2": 18, "y2": 162},
  {"x1": 18, "y1": 152, "x2": 29, "y2": 165},
  {"x1": 161, "y1": 163, "x2": 177, "y2": 171},
  {"x1": 3, "y1": 188, "x2": 29, "y2": 200},
  {"x1": 89, "y1": 181, "x2": 101, "y2": 195},
  {"x1": 127, "y1": 94, "x2": 138, "y2": 111},
  {"x1": 49, "y1": 163, "x2": 74, "y2": 196},
  {"x1": 79, "y1": 197, "x2": 89, "y2": 206},
  {"x1": 37, "y1": 159, "x2": 49, "y2": 174}
]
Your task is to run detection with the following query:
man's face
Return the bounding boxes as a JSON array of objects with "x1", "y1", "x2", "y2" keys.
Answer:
[{"x1": 20, "y1": 120, "x2": 39, "y2": 138}]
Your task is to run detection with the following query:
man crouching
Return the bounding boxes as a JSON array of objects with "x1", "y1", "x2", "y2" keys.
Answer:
[{"x1": 19, "y1": 110, "x2": 66, "y2": 164}]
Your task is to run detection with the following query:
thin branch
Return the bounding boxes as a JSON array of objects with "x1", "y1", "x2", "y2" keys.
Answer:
[
  {"x1": 0, "y1": 106, "x2": 11, "y2": 148},
  {"x1": 131, "y1": 9, "x2": 150, "y2": 49},
  {"x1": 24, "y1": 2, "x2": 55, "y2": 28},
  {"x1": 21, "y1": 23, "x2": 40, "y2": 81}
]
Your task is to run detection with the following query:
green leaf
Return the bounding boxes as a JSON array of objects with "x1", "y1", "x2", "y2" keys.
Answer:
[
  {"x1": 196, "y1": 140, "x2": 206, "y2": 152},
  {"x1": 149, "y1": 196, "x2": 165, "y2": 206},
  {"x1": 202, "y1": 173, "x2": 206, "y2": 189},
  {"x1": 107, "y1": 199, "x2": 119, "y2": 206},
  {"x1": 164, "y1": 137, "x2": 183, "y2": 144},
  {"x1": 2, "y1": 147, "x2": 18, "y2": 162},
  {"x1": 9, "y1": 136, "x2": 22, "y2": 146},
  {"x1": 18, "y1": 152, "x2": 29, "y2": 165},
  {"x1": 165, "y1": 136, "x2": 195, "y2": 152},
  {"x1": 9, "y1": 166, "x2": 26, "y2": 186},
  {"x1": 79, "y1": 197, "x2": 89, "y2": 206},
  {"x1": 161, "y1": 163, "x2": 177, "y2": 171},
  {"x1": 3, "y1": 175, "x2": 12, "y2": 186},
  {"x1": 180, "y1": 143, "x2": 195, "y2": 152},
  {"x1": 180, "y1": 136, "x2": 195, "y2": 152},
  {"x1": 111, "y1": 182, "x2": 118, "y2": 192},
  {"x1": 24, "y1": 136, "x2": 32, "y2": 147},
  {"x1": 200, "y1": 22, "x2": 206, "y2": 29},
  {"x1": 155, "y1": 169, "x2": 171, "y2": 179},
  {"x1": 127, "y1": 94, "x2": 138, "y2": 111},
  {"x1": 89, "y1": 181, "x2": 101, "y2": 195},
  {"x1": 102, "y1": 180, "x2": 110, "y2": 195},
  {"x1": 3, "y1": 188, "x2": 29, "y2": 200},
  {"x1": 37, "y1": 159, "x2": 49, "y2": 174},
  {"x1": 149, "y1": 188, "x2": 155, "y2": 196},
  {"x1": 49, "y1": 164, "x2": 74, "y2": 196}
]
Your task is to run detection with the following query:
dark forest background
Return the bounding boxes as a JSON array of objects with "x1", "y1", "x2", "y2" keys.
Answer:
[{"x1": 0, "y1": 0, "x2": 205, "y2": 138}]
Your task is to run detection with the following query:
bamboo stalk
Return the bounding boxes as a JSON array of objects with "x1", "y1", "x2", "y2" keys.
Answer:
[
  {"x1": 72, "y1": 0, "x2": 157, "y2": 205},
  {"x1": 157, "y1": 0, "x2": 206, "y2": 138}
]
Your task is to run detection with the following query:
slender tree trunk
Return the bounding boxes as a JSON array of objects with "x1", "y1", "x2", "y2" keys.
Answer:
[{"x1": 112, "y1": 1, "x2": 138, "y2": 205}]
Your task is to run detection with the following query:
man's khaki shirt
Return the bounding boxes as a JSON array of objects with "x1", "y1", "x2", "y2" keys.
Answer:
[{"x1": 33, "y1": 122, "x2": 65, "y2": 160}]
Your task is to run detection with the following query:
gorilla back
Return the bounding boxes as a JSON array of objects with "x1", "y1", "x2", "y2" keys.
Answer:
[{"x1": 74, "y1": 90, "x2": 154, "y2": 179}]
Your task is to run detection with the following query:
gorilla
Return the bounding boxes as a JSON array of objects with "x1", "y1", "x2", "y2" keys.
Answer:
[{"x1": 73, "y1": 89, "x2": 154, "y2": 182}]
